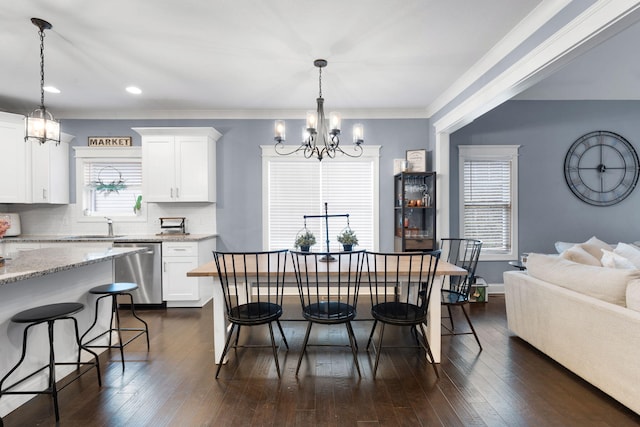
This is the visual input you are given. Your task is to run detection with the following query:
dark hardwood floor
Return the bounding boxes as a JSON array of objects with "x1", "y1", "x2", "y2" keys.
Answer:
[{"x1": 2, "y1": 295, "x2": 639, "y2": 426}]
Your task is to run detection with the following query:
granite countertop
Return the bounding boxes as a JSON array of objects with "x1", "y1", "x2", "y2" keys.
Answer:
[
  {"x1": 1, "y1": 233, "x2": 217, "y2": 243},
  {"x1": 0, "y1": 246, "x2": 145, "y2": 286}
]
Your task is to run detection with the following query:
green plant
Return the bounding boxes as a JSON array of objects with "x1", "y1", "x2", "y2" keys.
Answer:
[
  {"x1": 133, "y1": 195, "x2": 142, "y2": 213},
  {"x1": 295, "y1": 230, "x2": 316, "y2": 248},
  {"x1": 337, "y1": 229, "x2": 358, "y2": 246}
]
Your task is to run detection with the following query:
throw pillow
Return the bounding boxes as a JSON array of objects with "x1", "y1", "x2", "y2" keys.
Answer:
[
  {"x1": 555, "y1": 241, "x2": 577, "y2": 254},
  {"x1": 526, "y1": 253, "x2": 637, "y2": 306},
  {"x1": 559, "y1": 245, "x2": 601, "y2": 266},
  {"x1": 614, "y1": 242, "x2": 640, "y2": 269},
  {"x1": 601, "y1": 249, "x2": 636, "y2": 269},
  {"x1": 581, "y1": 236, "x2": 613, "y2": 259}
]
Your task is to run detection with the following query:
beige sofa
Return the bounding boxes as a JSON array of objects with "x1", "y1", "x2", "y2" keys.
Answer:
[{"x1": 504, "y1": 253, "x2": 640, "y2": 415}]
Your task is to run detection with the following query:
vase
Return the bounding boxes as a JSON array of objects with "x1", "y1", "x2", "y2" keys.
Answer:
[
  {"x1": 300, "y1": 245, "x2": 310, "y2": 252},
  {"x1": 342, "y1": 244, "x2": 353, "y2": 251}
]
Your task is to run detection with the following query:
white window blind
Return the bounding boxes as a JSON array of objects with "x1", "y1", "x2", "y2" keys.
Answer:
[
  {"x1": 459, "y1": 145, "x2": 519, "y2": 260},
  {"x1": 265, "y1": 155, "x2": 377, "y2": 251},
  {"x1": 82, "y1": 161, "x2": 142, "y2": 217}
]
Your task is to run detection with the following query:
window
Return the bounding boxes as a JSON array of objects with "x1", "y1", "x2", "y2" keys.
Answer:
[
  {"x1": 74, "y1": 147, "x2": 144, "y2": 221},
  {"x1": 262, "y1": 145, "x2": 380, "y2": 251},
  {"x1": 458, "y1": 145, "x2": 519, "y2": 260}
]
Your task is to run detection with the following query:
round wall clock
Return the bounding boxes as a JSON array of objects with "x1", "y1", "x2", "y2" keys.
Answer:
[{"x1": 564, "y1": 130, "x2": 639, "y2": 206}]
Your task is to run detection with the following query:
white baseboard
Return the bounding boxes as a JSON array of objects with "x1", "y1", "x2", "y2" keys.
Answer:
[{"x1": 488, "y1": 283, "x2": 504, "y2": 295}]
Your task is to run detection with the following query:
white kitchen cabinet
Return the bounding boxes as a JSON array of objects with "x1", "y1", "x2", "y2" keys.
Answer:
[
  {"x1": 162, "y1": 238, "x2": 216, "y2": 307},
  {"x1": 134, "y1": 127, "x2": 221, "y2": 202},
  {"x1": 0, "y1": 110, "x2": 71, "y2": 205},
  {"x1": 0, "y1": 112, "x2": 28, "y2": 203},
  {"x1": 30, "y1": 136, "x2": 70, "y2": 204}
]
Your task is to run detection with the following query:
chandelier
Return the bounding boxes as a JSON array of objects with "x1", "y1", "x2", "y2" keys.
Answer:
[
  {"x1": 274, "y1": 59, "x2": 363, "y2": 161},
  {"x1": 25, "y1": 18, "x2": 60, "y2": 145}
]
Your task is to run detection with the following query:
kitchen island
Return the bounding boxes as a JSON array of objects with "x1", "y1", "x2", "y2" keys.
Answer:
[{"x1": 0, "y1": 246, "x2": 143, "y2": 417}]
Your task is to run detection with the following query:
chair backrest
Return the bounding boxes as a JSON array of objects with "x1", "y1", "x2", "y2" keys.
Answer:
[
  {"x1": 439, "y1": 238, "x2": 482, "y2": 296},
  {"x1": 365, "y1": 250, "x2": 441, "y2": 315},
  {"x1": 212, "y1": 250, "x2": 288, "y2": 319},
  {"x1": 290, "y1": 250, "x2": 365, "y2": 322}
]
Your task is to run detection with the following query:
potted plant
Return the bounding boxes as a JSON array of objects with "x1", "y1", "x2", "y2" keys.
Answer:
[
  {"x1": 337, "y1": 229, "x2": 358, "y2": 251},
  {"x1": 295, "y1": 230, "x2": 316, "y2": 252}
]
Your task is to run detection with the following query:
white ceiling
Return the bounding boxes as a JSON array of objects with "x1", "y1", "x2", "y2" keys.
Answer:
[{"x1": 1, "y1": 1, "x2": 637, "y2": 120}]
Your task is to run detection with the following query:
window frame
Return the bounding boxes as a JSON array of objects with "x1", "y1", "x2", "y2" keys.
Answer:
[
  {"x1": 74, "y1": 146, "x2": 146, "y2": 223},
  {"x1": 458, "y1": 145, "x2": 519, "y2": 261},
  {"x1": 261, "y1": 145, "x2": 381, "y2": 251}
]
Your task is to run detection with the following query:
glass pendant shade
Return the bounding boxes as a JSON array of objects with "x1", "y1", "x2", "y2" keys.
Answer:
[{"x1": 26, "y1": 107, "x2": 60, "y2": 144}]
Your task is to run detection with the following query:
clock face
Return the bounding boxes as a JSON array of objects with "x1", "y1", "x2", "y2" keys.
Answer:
[{"x1": 564, "y1": 131, "x2": 639, "y2": 206}]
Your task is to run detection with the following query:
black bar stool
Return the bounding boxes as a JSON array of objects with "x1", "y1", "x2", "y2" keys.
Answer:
[
  {"x1": 0, "y1": 302, "x2": 102, "y2": 423},
  {"x1": 80, "y1": 282, "x2": 150, "y2": 370}
]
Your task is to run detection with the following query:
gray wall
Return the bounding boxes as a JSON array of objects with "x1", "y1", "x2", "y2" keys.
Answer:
[
  {"x1": 450, "y1": 100, "x2": 640, "y2": 283},
  {"x1": 62, "y1": 118, "x2": 429, "y2": 251}
]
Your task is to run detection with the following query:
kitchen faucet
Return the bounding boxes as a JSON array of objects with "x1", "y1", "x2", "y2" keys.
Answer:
[{"x1": 105, "y1": 217, "x2": 113, "y2": 237}]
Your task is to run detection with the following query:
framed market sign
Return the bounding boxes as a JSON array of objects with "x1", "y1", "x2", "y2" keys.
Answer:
[{"x1": 88, "y1": 136, "x2": 132, "y2": 147}]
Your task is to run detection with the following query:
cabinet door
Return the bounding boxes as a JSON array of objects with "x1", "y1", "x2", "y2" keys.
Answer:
[
  {"x1": 31, "y1": 141, "x2": 69, "y2": 204},
  {"x1": 0, "y1": 115, "x2": 28, "y2": 203},
  {"x1": 142, "y1": 136, "x2": 175, "y2": 202},
  {"x1": 175, "y1": 136, "x2": 213, "y2": 202},
  {"x1": 162, "y1": 256, "x2": 199, "y2": 301}
]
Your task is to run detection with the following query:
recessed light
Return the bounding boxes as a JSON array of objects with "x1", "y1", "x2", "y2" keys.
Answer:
[
  {"x1": 43, "y1": 86, "x2": 60, "y2": 93},
  {"x1": 126, "y1": 86, "x2": 142, "y2": 95}
]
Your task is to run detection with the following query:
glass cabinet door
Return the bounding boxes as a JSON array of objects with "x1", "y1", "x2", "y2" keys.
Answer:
[{"x1": 394, "y1": 172, "x2": 436, "y2": 252}]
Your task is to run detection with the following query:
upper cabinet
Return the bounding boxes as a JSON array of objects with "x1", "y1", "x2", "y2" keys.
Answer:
[
  {"x1": 134, "y1": 127, "x2": 221, "y2": 203},
  {"x1": 0, "y1": 112, "x2": 28, "y2": 203},
  {"x1": 0, "y1": 111, "x2": 71, "y2": 204},
  {"x1": 31, "y1": 135, "x2": 71, "y2": 204}
]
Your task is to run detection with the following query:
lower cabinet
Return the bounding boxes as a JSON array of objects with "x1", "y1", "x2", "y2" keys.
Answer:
[{"x1": 162, "y1": 238, "x2": 216, "y2": 307}]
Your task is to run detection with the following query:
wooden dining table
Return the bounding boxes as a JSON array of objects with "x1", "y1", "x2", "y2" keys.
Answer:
[{"x1": 187, "y1": 253, "x2": 467, "y2": 364}]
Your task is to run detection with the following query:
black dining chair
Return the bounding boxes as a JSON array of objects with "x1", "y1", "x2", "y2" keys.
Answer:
[
  {"x1": 290, "y1": 250, "x2": 365, "y2": 377},
  {"x1": 212, "y1": 250, "x2": 289, "y2": 378},
  {"x1": 364, "y1": 250, "x2": 441, "y2": 378},
  {"x1": 439, "y1": 238, "x2": 483, "y2": 350}
]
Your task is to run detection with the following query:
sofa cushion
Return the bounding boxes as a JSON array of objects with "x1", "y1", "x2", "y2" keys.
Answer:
[
  {"x1": 614, "y1": 242, "x2": 640, "y2": 269},
  {"x1": 627, "y1": 281, "x2": 640, "y2": 312},
  {"x1": 559, "y1": 245, "x2": 602, "y2": 266},
  {"x1": 526, "y1": 253, "x2": 638, "y2": 306},
  {"x1": 601, "y1": 249, "x2": 636, "y2": 269}
]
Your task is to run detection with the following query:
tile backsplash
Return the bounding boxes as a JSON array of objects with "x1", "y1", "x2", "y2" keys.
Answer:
[{"x1": 3, "y1": 203, "x2": 216, "y2": 236}]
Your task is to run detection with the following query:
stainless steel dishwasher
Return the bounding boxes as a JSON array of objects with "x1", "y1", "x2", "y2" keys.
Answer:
[{"x1": 113, "y1": 242, "x2": 164, "y2": 306}]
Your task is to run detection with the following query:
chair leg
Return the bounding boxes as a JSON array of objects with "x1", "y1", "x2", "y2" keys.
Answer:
[
  {"x1": 372, "y1": 322, "x2": 386, "y2": 378},
  {"x1": 275, "y1": 319, "x2": 289, "y2": 350},
  {"x1": 0, "y1": 323, "x2": 35, "y2": 393},
  {"x1": 47, "y1": 321, "x2": 60, "y2": 422},
  {"x1": 295, "y1": 322, "x2": 313, "y2": 376},
  {"x1": 447, "y1": 305, "x2": 455, "y2": 330},
  {"x1": 234, "y1": 325, "x2": 242, "y2": 347},
  {"x1": 125, "y1": 293, "x2": 150, "y2": 350},
  {"x1": 460, "y1": 304, "x2": 483, "y2": 351},
  {"x1": 366, "y1": 319, "x2": 378, "y2": 351},
  {"x1": 418, "y1": 323, "x2": 440, "y2": 378},
  {"x1": 267, "y1": 323, "x2": 281, "y2": 378},
  {"x1": 215, "y1": 323, "x2": 237, "y2": 379},
  {"x1": 345, "y1": 321, "x2": 361, "y2": 377},
  {"x1": 112, "y1": 295, "x2": 126, "y2": 371}
]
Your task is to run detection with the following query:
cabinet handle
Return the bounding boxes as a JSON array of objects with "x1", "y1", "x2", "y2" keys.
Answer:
[
  {"x1": 176, "y1": 188, "x2": 180, "y2": 198},
  {"x1": 164, "y1": 262, "x2": 167, "y2": 272},
  {"x1": 173, "y1": 248, "x2": 187, "y2": 251},
  {"x1": 170, "y1": 188, "x2": 174, "y2": 198},
  {"x1": 43, "y1": 189, "x2": 47, "y2": 200}
]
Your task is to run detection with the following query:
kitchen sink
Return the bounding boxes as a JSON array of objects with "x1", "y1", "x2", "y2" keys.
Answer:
[{"x1": 61, "y1": 235, "x2": 125, "y2": 239}]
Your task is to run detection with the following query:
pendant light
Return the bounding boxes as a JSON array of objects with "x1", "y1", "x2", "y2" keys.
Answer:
[{"x1": 25, "y1": 17, "x2": 60, "y2": 145}]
